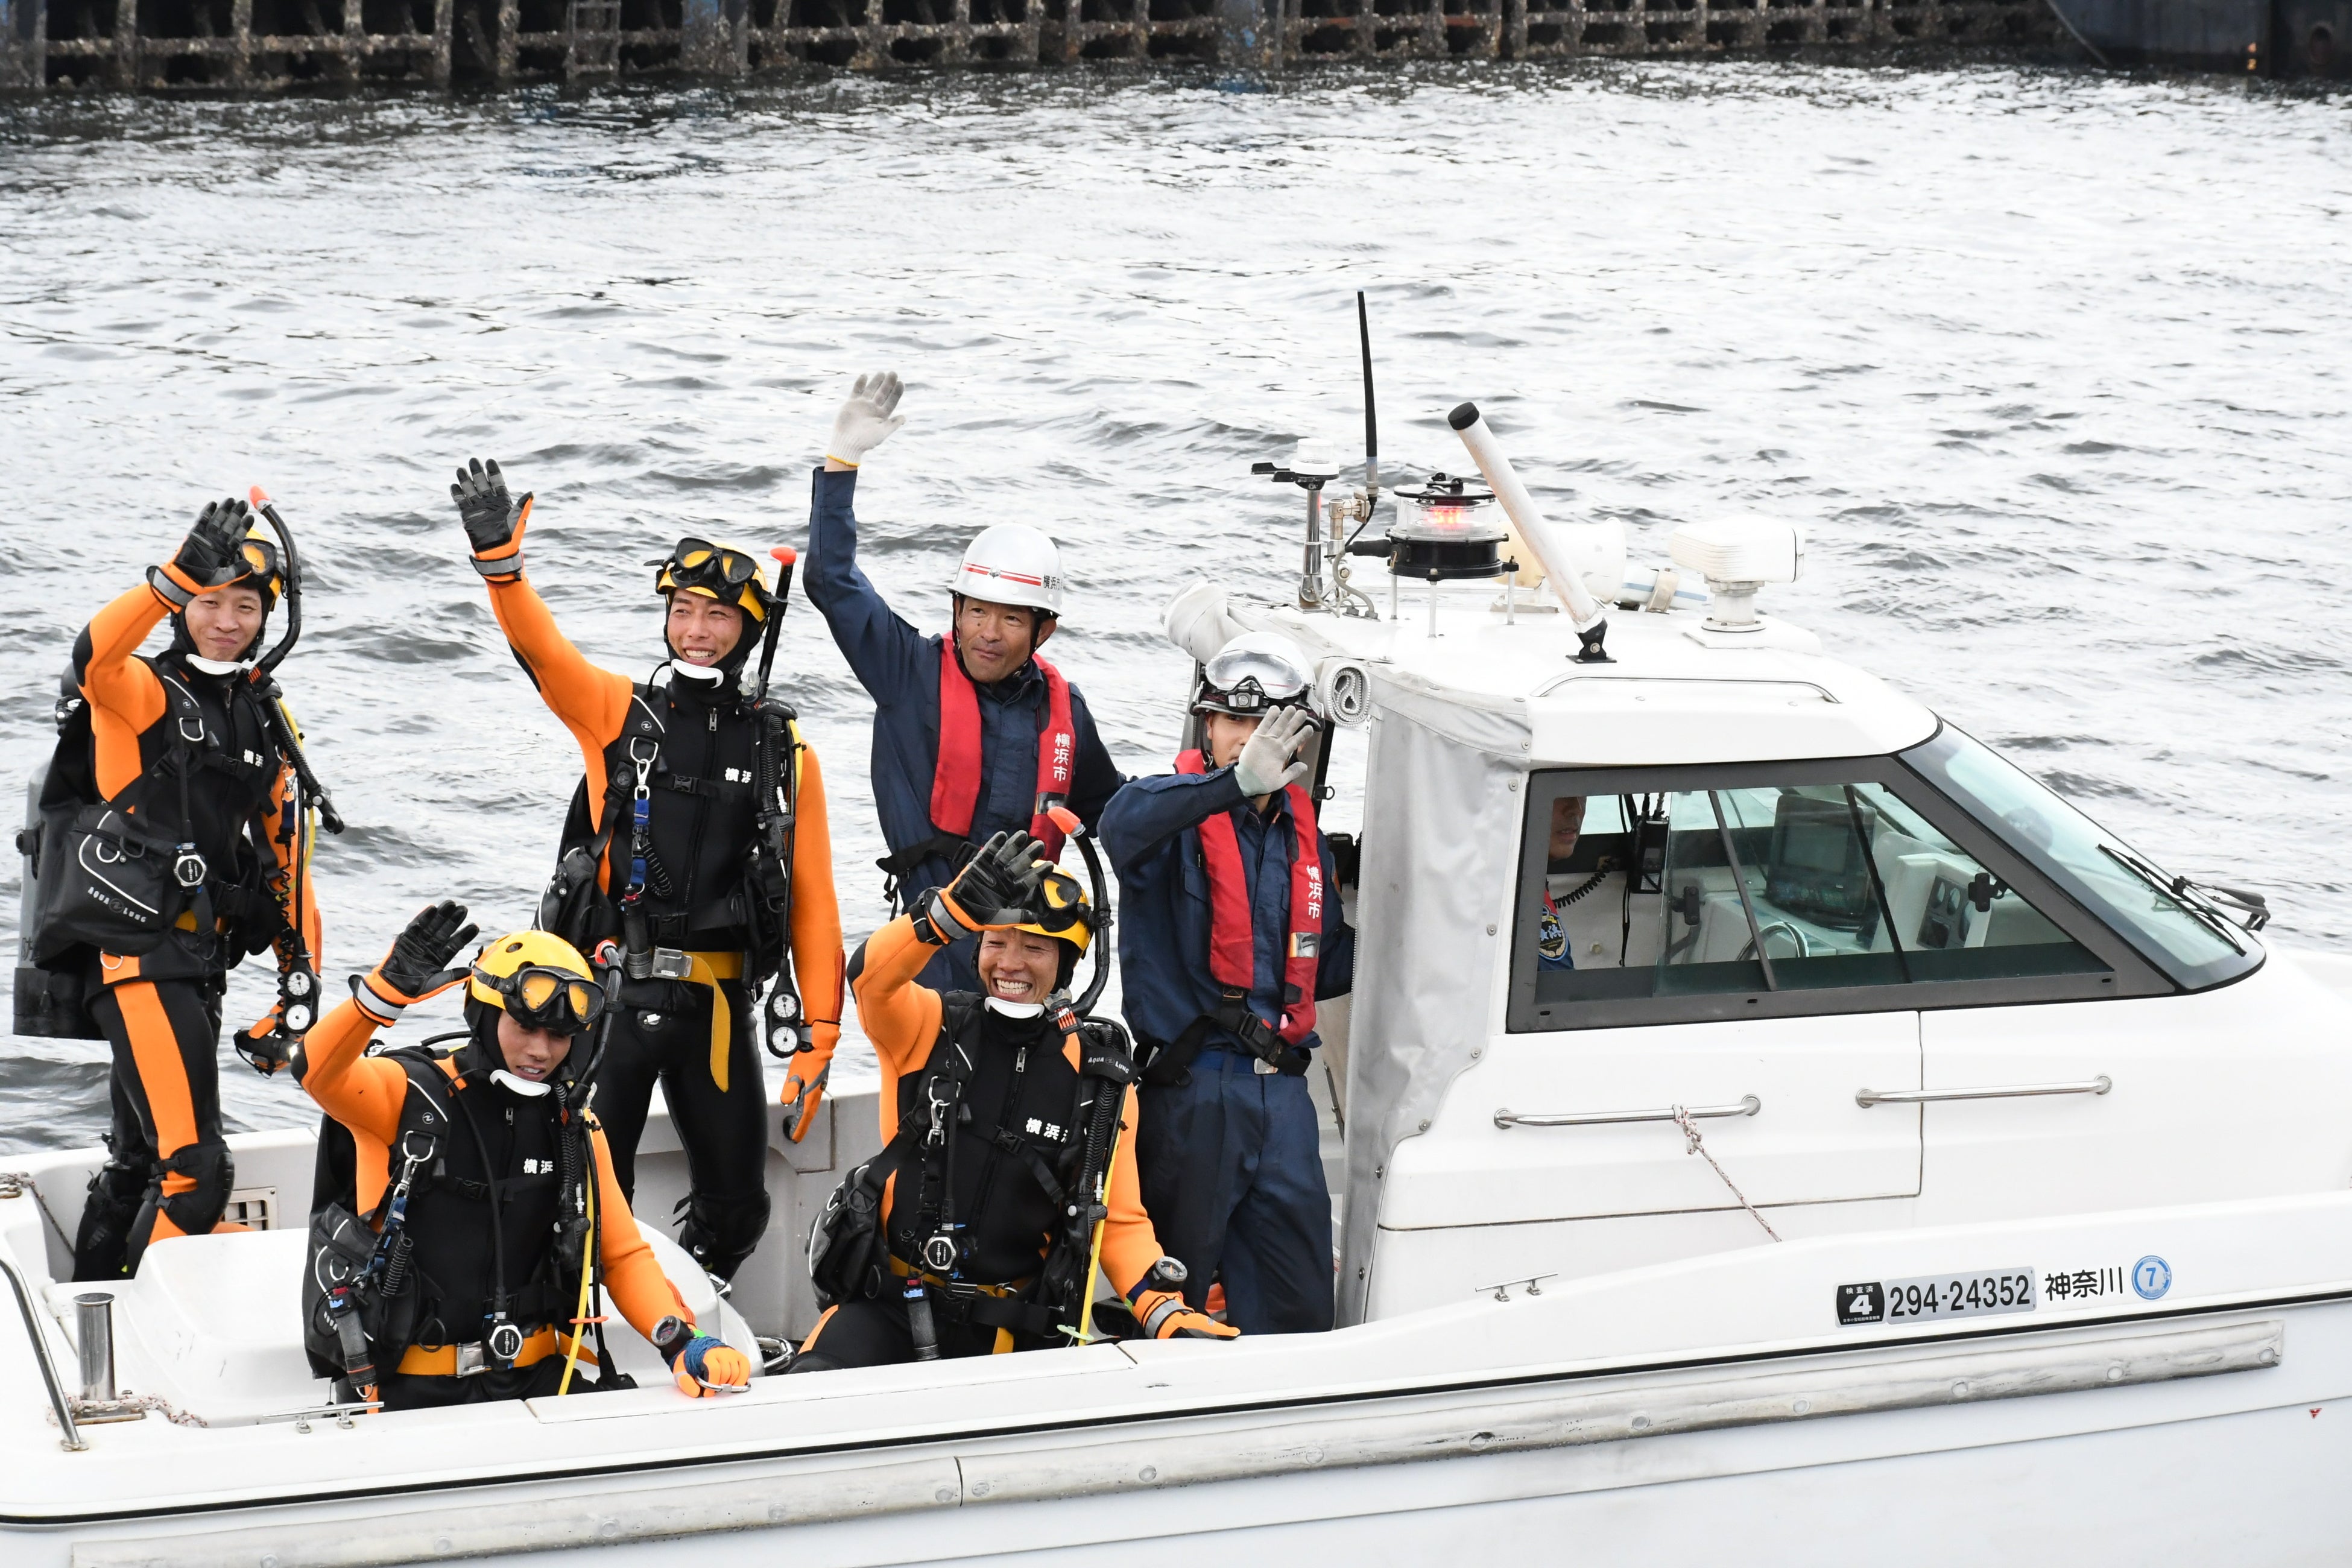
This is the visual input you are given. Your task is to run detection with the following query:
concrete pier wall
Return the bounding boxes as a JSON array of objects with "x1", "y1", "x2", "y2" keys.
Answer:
[{"x1": 0, "y1": 0, "x2": 2056, "y2": 91}]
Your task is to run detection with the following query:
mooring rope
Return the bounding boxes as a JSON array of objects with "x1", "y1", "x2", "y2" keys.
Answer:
[{"x1": 1671, "y1": 1107, "x2": 1782, "y2": 1243}]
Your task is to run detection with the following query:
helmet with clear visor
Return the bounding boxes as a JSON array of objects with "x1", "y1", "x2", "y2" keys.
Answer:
[{"x1": 1192, "y1": 630, "x2": 1317, "y2": 721}]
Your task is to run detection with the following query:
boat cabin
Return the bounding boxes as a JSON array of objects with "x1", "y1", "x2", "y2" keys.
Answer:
[{"x1": 1162, "y1": 513, "x2": 2352, "y2": 1327}]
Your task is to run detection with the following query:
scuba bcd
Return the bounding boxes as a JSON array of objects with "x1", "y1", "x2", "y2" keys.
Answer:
[
  {"x1": 537, "y1": 545, "x2": 812, "y2": 1061},
  {"x1": 306, "y1": 970, "x2": 628, "y2": 1405},
  {"x1": 806, "y1": 815, "x2": 1138, "y2": 1350}
]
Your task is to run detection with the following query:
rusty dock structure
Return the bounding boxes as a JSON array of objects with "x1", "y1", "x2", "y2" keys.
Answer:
[{"x1": 0, "y1": 0, "x2": 2056, "y2": 92}]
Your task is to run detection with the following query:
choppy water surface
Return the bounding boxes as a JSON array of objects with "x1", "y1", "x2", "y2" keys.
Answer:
[{"x1": 2, "y1": 63, "x2": 2348, "y2": 1151}]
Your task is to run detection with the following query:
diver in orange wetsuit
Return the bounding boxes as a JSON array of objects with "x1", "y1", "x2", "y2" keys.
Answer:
[
  {"x1": 62, "y1": 500, "x2": 324, "y2": 1280},
  {"x1": 791, "y1": 833, "x2": 1236, "y2": 1371},
  {"x1": 297, "y1": 901, "x2": 750, "y2": 1411},
  {"x1": 449, "y1": 458, "x2": 844, "y2": 1283}
]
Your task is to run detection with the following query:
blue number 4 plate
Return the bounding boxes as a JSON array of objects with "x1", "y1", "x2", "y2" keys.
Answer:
[{"x1": 1835, "y1": 1268, "x2": 2037, "y2": 1327}]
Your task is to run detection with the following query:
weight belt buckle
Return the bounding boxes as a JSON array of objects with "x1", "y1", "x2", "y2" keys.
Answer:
[
  {"x1": 454, "y1": 1342, "x2": 487, "y2": 1378},
  {"x1": 648, "y1": 948, "x2": 692, "y2": 981},
  {"x1": 1253, "y1": 1056, "x2": 1280, "y2": 1076}
]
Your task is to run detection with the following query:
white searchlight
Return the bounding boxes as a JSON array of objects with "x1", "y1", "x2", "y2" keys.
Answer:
[
  {"x1": 1447, "y1": 402, "x2": 1611, "y2": 663},
  {"x1": 1668, "y1": 519, "x2": 1806, "y2": 633}
]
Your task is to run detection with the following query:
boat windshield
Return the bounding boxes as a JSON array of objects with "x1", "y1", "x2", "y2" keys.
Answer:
[{"x1": 1898, "y1": 724, "x2": 2262, "y2": 991}]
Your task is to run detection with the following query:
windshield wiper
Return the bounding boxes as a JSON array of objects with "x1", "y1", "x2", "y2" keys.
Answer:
[
  {"x1": 2098, "y1": 844, "x2": 2247, "y2": 956},
  {"x1": 2183, "y1": 879, "x2": 2271, "y2": 932}
]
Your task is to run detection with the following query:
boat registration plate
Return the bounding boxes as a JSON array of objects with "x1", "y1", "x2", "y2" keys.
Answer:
[{"x1": 1835, "y1": 1268, "x2": 2036, "y2": 1327}]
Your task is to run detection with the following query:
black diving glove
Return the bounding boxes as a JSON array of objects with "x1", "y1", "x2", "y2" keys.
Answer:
[
  {"x1": 925, "y1": 830, "x2": 1046, "y2": 939},
  {"x1": 154, "y1": 498, "x2": 251, "y2": 604},
  {"x1": 353, "y1": 900, "x2": 481, "y2": 1028},
  {"x1": 234, "y1": 1017, "x2": 292, "y2": 1077},
  {"x1": 451, "y1": 458, "x2": 527, "y2": 554},
  {"x1": 382, "y1": 900, "x2": 479, "y2": 995}
]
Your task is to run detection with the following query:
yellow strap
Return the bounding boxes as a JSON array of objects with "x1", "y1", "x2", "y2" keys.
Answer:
[
  {"x1": 683, "y1": 950, "x2": 745, "y2": 1092},
  {"x1": 885, "y1": 1254, "x2": 1028, "y2": 1298},
  {"x1": 397, "y1": 1327, "x2": 593, "y2": 1377},
  {"x1": 675, "y1": 718, "x2": 799, "y2": 1095}
]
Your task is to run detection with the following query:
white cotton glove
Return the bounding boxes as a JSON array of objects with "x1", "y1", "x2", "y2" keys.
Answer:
[
  {"x1": 827, "y1": 371, "x2": 906, "y2": 467},
  {"x1": 1231, "y1": 707, "x2": 1316, "y2": 797}
]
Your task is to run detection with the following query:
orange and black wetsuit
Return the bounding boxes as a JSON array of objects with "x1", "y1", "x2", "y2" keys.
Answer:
[
  {"x1": 299, "y1": 993, "x2": 692, "y2": 1411},
  {"x1": 470, "y1": 546, "x2": 842, "y2": 1280},
  {"x1": 68, "y1": 577, "x2": 321, "y2": 1280},
  {"x1": 791, "y1": 912, "x2": 1169, "y2": 1370}
]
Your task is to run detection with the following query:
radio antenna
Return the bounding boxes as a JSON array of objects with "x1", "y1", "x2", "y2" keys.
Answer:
[{"x1": 1357, "y1": 290, "x2": 1379, "y2": 505}]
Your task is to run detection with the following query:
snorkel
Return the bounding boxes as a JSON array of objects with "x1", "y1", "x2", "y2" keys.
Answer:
[
  {"x1": 1046, "y1": 805, "x2": 1114, "y2": 1019},
  {"x1": 750, "y1": 547, "x2": 797, "y2": 706},
  {"x1": 246, "y1": 487, "x2": 305, "y2": 679}
]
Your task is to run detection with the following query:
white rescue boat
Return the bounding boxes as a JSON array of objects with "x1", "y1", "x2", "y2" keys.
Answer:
[{"x1": 4, "y1": 395, "x2": 2348, "y2": 1566}]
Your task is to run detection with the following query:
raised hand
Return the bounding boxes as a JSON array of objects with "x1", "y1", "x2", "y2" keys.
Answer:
[
  {"x1": 158, "y1": 498, "x2": 251, "y2": 600},
  {"x1": 1232, "y1": 706, "x2": 1317, "y2": 798},
  {"x1": 826, "y1": 370, "x2": 906, "y2": 467},
  {"x1": 353, "y1": 900, "x2": 481, "y2": 1026},
  {"x1": 930, "y1": 830, "x2": 1048, "y2": 936},
  {"x1": 451, "y1": 458, "x2": 528, "y2": 554}
]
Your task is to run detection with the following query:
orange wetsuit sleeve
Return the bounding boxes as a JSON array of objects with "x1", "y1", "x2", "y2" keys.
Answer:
[
  {"x1": 592, "y1": 1121, "x2": 694, "y2": 1336},
  {"x1": 847, "y1": 912, "x2": 947, "y2": 1118},
  {"x1": 481, "y1": 572, "x2": 634, "y2": 830},
  {"x1": 297, "y1": 996, "x2": 411, "y2": 1149},
  {"x1": 74, "y1": 582, "x2": 173, "y2": 800},
  {"x1": 786, "y1": 737, "x2": 846, "y2": 1067}
]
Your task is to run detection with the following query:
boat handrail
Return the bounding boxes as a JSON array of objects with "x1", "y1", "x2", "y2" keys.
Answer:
[
  {"x1": 0, "y1": 1248, "x2": 84, "y2": 1452},
  {"x1": 1531, "y1": 674, "x2": 1845, "y2": 704},
  {"x1": 1494, "y1": 1095, "x2": 1762, "y2": 1130},
  {"x1": 1856, "y1": 1076, "x2": 2112, "y2": 1108}
]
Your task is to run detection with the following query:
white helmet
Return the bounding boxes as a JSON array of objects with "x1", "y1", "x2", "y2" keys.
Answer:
[
  {"x1": 1195, "y1": 630, "x2": 1316, "y2": 719},
  {"x1": 951, "y1": 524, "x2": 1064, "y2": 617}
]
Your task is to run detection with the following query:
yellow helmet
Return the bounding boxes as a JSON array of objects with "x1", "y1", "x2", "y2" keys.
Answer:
[
  {"x1": 467, "y1": 930, "x2": 606, "y2": 1035},
  {"x1": 653, "y1": 536, "x2": 774, "y2": 622},
  {"x1": 1013, "y1": 862, "x2": 1093, "y2": 956},
  {"x1": 229, "y1": 522, "x2": 286, "y2": 610}
]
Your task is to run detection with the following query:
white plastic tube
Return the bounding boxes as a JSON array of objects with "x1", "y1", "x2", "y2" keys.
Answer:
[{"x1": 1447, "y1": 403, "x2": 1604, "y2": 630}]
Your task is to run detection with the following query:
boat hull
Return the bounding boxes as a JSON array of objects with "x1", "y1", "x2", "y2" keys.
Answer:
[
  {"x1": 2047, "y1": 0, "x2": 2352, "y2": 74},
  {"x1": 21, "y1": 1300, "x2": 2352, "y2": 1566}
]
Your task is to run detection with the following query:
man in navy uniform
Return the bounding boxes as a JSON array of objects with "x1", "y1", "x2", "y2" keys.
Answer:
[
  {"x1": 802, "y1": 370, "x2": 1124, "y2": 993},
  {"x1": 1101, "y1": 630, "x2": 1355, "y2": 1335}
]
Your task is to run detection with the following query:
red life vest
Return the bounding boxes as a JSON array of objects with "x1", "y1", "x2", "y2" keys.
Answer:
[
  {"x1": 930, "y1": 638, "x2": 1075, "y2": 862},
  {"x1": 1174, "y1": 749, "x2": 1324, "y2": 1046}
]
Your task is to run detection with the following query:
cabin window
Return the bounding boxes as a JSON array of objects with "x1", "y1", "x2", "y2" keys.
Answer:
[
  {"x1": 1899, "y1": 725, "x2": 2262, "y2": 991},
  {"x1": 1510, "y1": 755, "x2": 2161, "y2": 1032}
]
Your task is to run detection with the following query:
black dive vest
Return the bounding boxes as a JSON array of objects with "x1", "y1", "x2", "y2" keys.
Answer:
[
  {"x1": 386, "y1": 1051, "x2": 589, "y2": 1351},
  {"x1": 33, "y1": 656, "x2": 283, "y2": 970},
  {"x1": 879, "y1": 997, "x2": 1104, "y2": 1288},
  {"x1": 560, "y1": 673, "x2": 798, "y2": 958}
]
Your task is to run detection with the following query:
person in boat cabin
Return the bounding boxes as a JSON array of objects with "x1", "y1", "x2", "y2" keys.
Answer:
[
  {"x1": 1099, "y1": 631, "x2": 1358, "y2": 1336},
  {"x1": 296, "y1": 903, "x2": 750, "y2": 1411},
  {"x1": 449, "y1": 458, "x2": 846, "y2": 1285},
  {"x1": 801, "y1": 370, "x2": 1125, "y2": 994},
  {"x1": 43, "y1": 500, "x2": 325, "y2": 1282},
  {"x1": 1537, "y1": 796, "x2": 1587, "y2": 973},
  {"x1": 791, "y1": 833, "x2": 1231, "y2": 1370}
]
